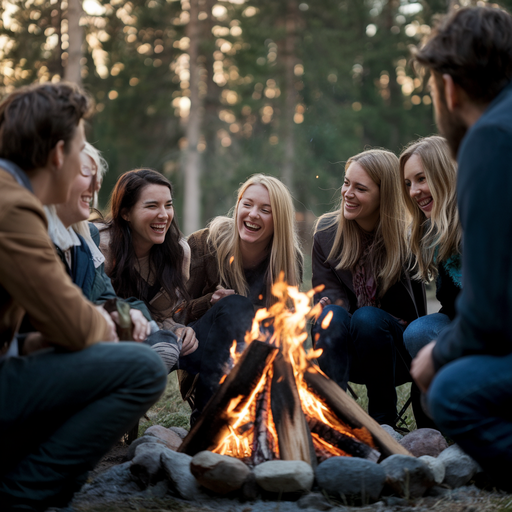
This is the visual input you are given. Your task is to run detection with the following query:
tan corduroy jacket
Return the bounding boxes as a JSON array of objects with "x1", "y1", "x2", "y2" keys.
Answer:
[{"x1": 0, "y1": 168, "x2": 110, "y2": 356}]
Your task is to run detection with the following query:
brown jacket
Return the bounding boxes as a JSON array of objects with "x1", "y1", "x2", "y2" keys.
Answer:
[
  {"x1": 312, "y1": 221, "x2": 426, "y2": 324},
  {"x1": 0, "y1": 169, "x2": 110, "y2": 355}
]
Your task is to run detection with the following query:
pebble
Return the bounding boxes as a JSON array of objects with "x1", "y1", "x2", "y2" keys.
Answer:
[
  {"x1": 399, "y1": 428, "x2": 448, "y2": 457},
  {"x1": 253, "y1": 460, "x2": 314, "y2": 493},
  {"x1": 315, "y1": 456, "x2": 386, "y2": 503}
]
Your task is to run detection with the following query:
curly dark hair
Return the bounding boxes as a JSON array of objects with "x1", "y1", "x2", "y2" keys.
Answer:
[
  {"x1": 106, "y1": 169, "x2": 188, "y2": 320},
  {"x1": 414, "y1": 6, "x2": 512, "y2": 105},
  {"x1": 0, "y1": 82, "x2": 91, "y2": 171}
]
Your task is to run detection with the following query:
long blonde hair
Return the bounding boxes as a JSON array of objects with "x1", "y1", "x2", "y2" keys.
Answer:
[
  {"x1": 208, "y1": 174, "x2": 302, "y2": 300},
  {"x1": 316, "y1": 149, "x2": 408, "y2": 296},
  {"x1": 400, "y1": 135, "x2": 461, "y2": 281}
]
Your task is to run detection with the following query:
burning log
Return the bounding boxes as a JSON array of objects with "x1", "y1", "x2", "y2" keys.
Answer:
[
  {"x1": 271, "y1": 352, "x2": 317, "y2": 468},
  {"x1": 306, "y1": 417, "x2": 380, "y2": 462},
  {"x1": 251, "y1": 376, "x2": 278, "y2": 465},
  {"x1": 303, "y1": 364, "x2": 412, "y2": 459},
  {"x1": 179, "y1": 341, "x2": 278, "y2": 456}
]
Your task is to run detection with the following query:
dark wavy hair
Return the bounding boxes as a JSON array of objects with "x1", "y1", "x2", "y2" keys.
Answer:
[{"x1": 106, "y1": 169, "x2": 188, "y2": 320}]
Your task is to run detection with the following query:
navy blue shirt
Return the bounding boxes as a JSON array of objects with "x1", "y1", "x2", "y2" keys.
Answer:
[{"x1": 433, "y1": 80, "x2": 512, "y2": 369}]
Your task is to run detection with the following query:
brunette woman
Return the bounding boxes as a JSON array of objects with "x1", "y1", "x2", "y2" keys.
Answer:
[
  {"x1": 182, "y1": 174, "x2": 303, "y2": 324},
  {"x1": 101, "y1": 169, "x2": 254, "y2": 414},
  {"x1": 400, "y1": 136, "x2": 461, "y2": 358},
  {"x1": 312, "y1": 149, "x2": 426, "y2": 426}
]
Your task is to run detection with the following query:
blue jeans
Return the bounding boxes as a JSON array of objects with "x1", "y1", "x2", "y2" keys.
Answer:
[
  {"x1": 403, "y1": 312, "x2": 451, "y2": 358},
  {"x1": 180, "y1": 294, "x2": 255, "y2": 412},
  {"x1": 0, "y1": 342, "x2": 167, "y2": 509},
  {"x1": 312, "y1": 305, "x2": 410, "y2": 425},
  {"x1": 429, "y1": 352, "x2": 512, "y2": 491}
]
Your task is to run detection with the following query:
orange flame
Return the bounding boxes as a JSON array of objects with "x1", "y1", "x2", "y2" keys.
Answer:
[
  {"x1": 321, "y1": 310, "x2": 333, "y2": 329},
  {"x1": 229, "y1": 255, "x2": 235, "y2": 265}
]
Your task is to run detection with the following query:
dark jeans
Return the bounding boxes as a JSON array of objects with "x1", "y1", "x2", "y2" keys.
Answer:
[
  {"x1": 429, "y1": 352, "x2": 512, "y2": 491},
  {"x1": 312, "y1": 305, "x2": 411, "y2": 425},
  {"x1": 0, "y1": 342, "x2": 167, "y2": 510},
  {"x1": 179, "y1": 294, "x2": 255, "y2": 412}
]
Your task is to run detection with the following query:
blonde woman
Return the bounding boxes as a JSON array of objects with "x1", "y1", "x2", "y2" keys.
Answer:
[
  {"x1": 312, "y1": 149, "x2": 426, "y2": 426},
  {"x1": 182, "y1": 174, "x2": 303, "y2": 323},
  {"x1": 400, "y1": 136, "x2": 461, "y2": 358}
]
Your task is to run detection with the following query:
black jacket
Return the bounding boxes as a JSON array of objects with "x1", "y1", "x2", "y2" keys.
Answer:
[
  {"x1": 433, "y1": 80, "x2": 512, "y2": 370},
  {"x1": 312, "y1": 221, "x2": 426, "y2": 324}
]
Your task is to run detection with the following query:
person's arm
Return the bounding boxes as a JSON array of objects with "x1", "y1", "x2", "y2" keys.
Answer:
[
  {"x1": 311, "y1": 230, "x2": 351, "y2": 310},
  {"x1": 0, "y1": 203, "x2": 111, "y2": 349},
  {"x1": 432, "y1": 124, "x2": 512, "y2": 369}
]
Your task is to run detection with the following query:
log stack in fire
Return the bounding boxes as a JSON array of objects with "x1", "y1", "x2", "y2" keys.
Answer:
[{"x1": 179, "y1": 278, "x2": 410, "y2": 468}]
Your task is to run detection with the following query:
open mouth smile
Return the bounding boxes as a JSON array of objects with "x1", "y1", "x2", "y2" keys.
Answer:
[
  {"x1": 244, "y1": 221, "x2": 261, "y2": 232},
  {"x1": 417, "y1": 197, "x2": 433, "y2": 209},
  {"x1": 150, "y1": 223, "x2": 167, "y2": 234}
]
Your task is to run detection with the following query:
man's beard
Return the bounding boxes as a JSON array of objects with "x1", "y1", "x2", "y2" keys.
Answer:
[{"x1": 435, "y1": 91, "x2": 468, "y2": 160}]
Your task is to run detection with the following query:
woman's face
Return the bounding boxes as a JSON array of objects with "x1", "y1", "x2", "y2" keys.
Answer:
[
  {"x1": 341, "y1": 161, "x2": 380, "y2": 232},
  {"x1": 123, "y1": 183, "x2": 173, "y2": 258},
  {"x1": 55, "y1": 152, "x2": 94, "y2": 228},
  {"x1": 404, "y1": 154, "x2": 433, "y2": 219},
  {"x1": 236, "y1": 184, "x2": 274, "y2": 248}
]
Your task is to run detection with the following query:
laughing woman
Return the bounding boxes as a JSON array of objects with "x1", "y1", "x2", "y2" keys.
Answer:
[
  {"x1": 101, "y1": 169, "x2": 255, "y2": 414},
  {"x1": 312, "y1": 149, "x2": 426, "y2": 426},
  {"x1": 400, "y1": 136, "x2": 461, "y2": 359},
  {"x1": 181, "y1": 174, "x2": 303, "y2": 324}
]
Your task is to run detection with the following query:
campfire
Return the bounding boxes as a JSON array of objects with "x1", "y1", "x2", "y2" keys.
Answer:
[{"x1": 179, "y1": 278, "x2": 409, "y2": 467}]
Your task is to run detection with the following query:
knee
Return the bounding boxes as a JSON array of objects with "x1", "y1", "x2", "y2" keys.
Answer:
[
  {"x1": 403, "y1": 318, "x2": 428, "y2": 358},
  {"x1": 216, "y1": 294, "x2": 254, "y2": 318},
  {"x1": 351, "y1": 307, "x2": 387, "y2": 339}
]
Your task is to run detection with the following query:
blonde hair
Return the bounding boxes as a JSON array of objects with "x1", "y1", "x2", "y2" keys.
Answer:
[
  {"x1": 316, "y1": 149, "x2": 408, "y2": 296},
  {"x1": 208, "y1": 174, "x2": 302, "y2": 301},
  {"x1": 73, "y1": 142, "x2": 108, "y2": 242},
  {"x1": 400, "y1": 135, "x2": 461, "y2": 281}
]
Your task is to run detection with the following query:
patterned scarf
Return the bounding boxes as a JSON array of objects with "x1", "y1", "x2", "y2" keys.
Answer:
[{"x1": 352, "y1": 231, "x2": 378, "y2": 308}]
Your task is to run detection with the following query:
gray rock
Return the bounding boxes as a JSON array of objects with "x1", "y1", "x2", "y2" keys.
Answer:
[
  {"x1": 399, "y1": 428, "x2": 448, "y2": 457},
  {"x1": 315, "y1": 456, "x2": 386, "y2": 503},
  {"x1": 437, "y1": 444, "x2": 479, "y2": 488},
  {"x1": 190, "y1": 450, "x2": 252, "y2": 494},
  {"x1": 126, "y1": 435, "x2": 167, "y2": 461},
  {"x1": 381, "y1": 454, "x2": 435, "y2": 498},
  {"x1": 144, "y1": 424, "x2": 183, "y2": 451},
  {"x1": 297, "y1": 491, "x2": 333, "y2": 510},
  {"x1": 170, "y1": 426, "x2": 189, "y2": 439},
  {"x1": 75, "y1": 462, "x2": 140, "y2": 500},
  {"x1": 419, "y1": 455, "x2": 446, "y2": 484},
  {"x1": 380, "y1": 424, "x2": 404, "y2": 441},
  {"x1": 425, "y1": 485, "x2": 452, "y2": 497},
  {"x1": 130, "y1": 443, "x2": 167, "y2": 488},
  {"x1": 253, "y1": 460, "x2": 314, "y2": 493},
  {"x1": 382, "y1": 496, "x2": 409, "y2": 506},
  {"x1": 241, "y1": 471, "x2": 259, "y2": 501},
  {"x1": 160, "y1": 448, "x2": 208, "y2": 500}
]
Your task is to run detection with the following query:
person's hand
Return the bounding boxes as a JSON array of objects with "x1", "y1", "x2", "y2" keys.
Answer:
[
  {"x1": 211, "y1": 288, "x2": 235, "y2": 304},
  {"x1": 109, "y1": 309, "x2": 150, "y2": 342},
  {"x1": 96, "y1": 305, "x2": 119, "y2": 342},
  {"x1": 411, "y1": 341, "x2": 437, "y2": 393},
  {"x1": 175, "y1": 326, "x2": 198, "y2": 356}
]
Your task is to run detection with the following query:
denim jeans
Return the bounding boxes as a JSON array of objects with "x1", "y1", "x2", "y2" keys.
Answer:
[
  {"x1": 312, "y1": 305, "x2": 410, "y2": 425},
  {"x1": 0, "y1": 342, "x2": 167, "y2": 510},
  {"x1": 180, "y1": 294, "x2": 255, "y2": 412},
  {"x1": 429, "y1": 352, "x2": 512, "y2": 491},
  {"x1": 403, "y1": 312, "x2": 451, "y2": 358}
]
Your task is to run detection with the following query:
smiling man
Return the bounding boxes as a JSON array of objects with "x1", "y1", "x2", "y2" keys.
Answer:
[
  {"x1": 0, "y1": 82, "x2": 166, "y2": 510},
  {"x1": 410, "y1": 6, "x2": 512, "y2": 490}
]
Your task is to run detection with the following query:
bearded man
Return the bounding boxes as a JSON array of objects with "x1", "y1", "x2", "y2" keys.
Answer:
[{"x1": 411, "y1": 5, "x2": 512, "y2": 491}]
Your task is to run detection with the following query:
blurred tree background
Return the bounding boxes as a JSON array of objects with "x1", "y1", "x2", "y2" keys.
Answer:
[{"x1": 0, "y1": 0, "x2": 505, "y2": 240}]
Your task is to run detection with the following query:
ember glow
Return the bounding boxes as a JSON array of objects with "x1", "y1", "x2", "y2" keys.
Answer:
[{"x1": 212, "y1": 275, "x2": 376, "y2": 464}]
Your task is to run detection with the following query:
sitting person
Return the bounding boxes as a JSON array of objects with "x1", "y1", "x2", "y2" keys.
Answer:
[
  {"x1": 312, "y1": 149, "x2": 426, "y2": 427},
  {"x1": 44, "y1": 143, "x2": 181, "y2": 370},
  {"x1": 411, "y1": 6, "x2": 512, "y2": 491},
  {"x1": 400, "y1": 136, "x2": 461, "y2": 358},
  {"x1": 100, "y1": 169, "x2": 254, "y2": 414},
  {"x1": 183, "y1": 173, "x2": 303, "y2": 322},
  {"x1": 0, "y1": 83, "x2": 166, "y2": 511}
]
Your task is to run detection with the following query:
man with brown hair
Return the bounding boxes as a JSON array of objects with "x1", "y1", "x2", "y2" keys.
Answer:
[
  {"x1": 411, "y1": 5, "x2": 512, "y2": 490},
  {"x1": 0, "y1": 82, "x2": 167, "y2": 510}
]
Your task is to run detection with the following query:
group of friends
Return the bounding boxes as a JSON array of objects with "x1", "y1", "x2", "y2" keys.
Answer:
[{"x1": 1, "y1": 4, "x2": 512, "y2": 510}]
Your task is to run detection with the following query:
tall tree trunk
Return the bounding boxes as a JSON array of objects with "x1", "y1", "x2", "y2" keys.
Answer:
[
  {"x1": 64, "y1": 0, "x2": 83, "y2": 85},
  {"x1": 183, "y1": 0, "x2": 203, "y2": 235},
  {"x1": 281, "y1": 0, "x2": 298, "y2": 192}
]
